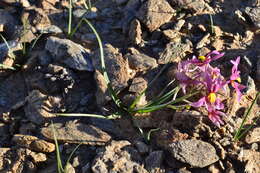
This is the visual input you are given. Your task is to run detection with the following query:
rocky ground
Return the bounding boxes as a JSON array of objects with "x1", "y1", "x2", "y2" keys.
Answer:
[{"x1": 0, "y1": 0, "x2": 260, "y2": 173}]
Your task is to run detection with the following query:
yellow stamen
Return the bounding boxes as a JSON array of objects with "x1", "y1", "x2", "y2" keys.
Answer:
[
  {"x1": 236, "y1": 77, "x2": 241, "y2": 83},
  {"x1": 208, "y1": 93, "x2": 216, "y2": 103},
  {"x1": 198, "y1": 56, "x2": 206, "y2": 61}
]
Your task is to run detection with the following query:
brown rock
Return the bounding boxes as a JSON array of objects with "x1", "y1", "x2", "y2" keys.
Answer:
[
  {"x1": 137, "y1": 0, "x2": 175, "y2": 32},
  {"x1": 238, "y1": 149, "x2": 260, "y2": 173},
  {"x1": 129, "y1": 77, "x2": 148, "y2": 94},
  {"x1": 41, "y1": 120, "x2": 111, "y2": 145},
  {"x1": 91, "y1": 140, "x2": 148, "y2": 173},
  {"x1": 12, "y1": 134, "x2": 55, "y2": 153},
  {"x1": 167, "y1": 139, "x2": 219, "y2": 168},
  {"x1": 129, "y1": 19, "x2": 142, "y2": 45},
  {"x1": 158, "y1": 41, "x2": 191, "y2": 64},
  {"x1": 245, "y1": 127, "x2": 260, "y2": 144},
  {"x1": 93, "y1": 44, "x2": 132, "y2": 91},
  {"x1": 126, "y1": 52, "x2": 158, "y2": 72},
  {"x1": 24, "y1": 90, "x2": 56, "y2": 124}
]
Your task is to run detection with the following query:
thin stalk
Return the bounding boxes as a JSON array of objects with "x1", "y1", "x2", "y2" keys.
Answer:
[
  {"x1": 30, "y1": 33, "x2": 43, "y2": 51},
  {"x1": 65, "y1": 143, "x2": 81, "y2": 167},
  {"x1": 129, "y1": 64, "x2": 170, "y2": 110},
  {"x1": 0, "y1": 33, "x2": 15, "y2": 59},
  {"x1": 51, "y1": 122, "x2": 64, "y2": 173},
  {"x1": 68, "y1": 0, "x2": 73, "y2": 36},
  {"x1": 209, "y1": 14, "x2": 214, "y2": 35},
  {"x1": 132, "y1": 91, "x2": 198, "y2": 113},
  {"x1": 82, "y1": 19, "x2": 124, "y2": 108},
  {"x1": 0, "y1": 64, "x2": 15, "y2": 70},
  {"x1": 234, "y1": 92, "x2": 260, "y2": 141}
]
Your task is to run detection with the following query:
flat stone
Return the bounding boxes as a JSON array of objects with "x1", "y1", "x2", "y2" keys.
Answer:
[
  {"x1": 245, "y1": 7, "x2": 260, "y2": 28},
  {"x1": 91, "y1": 140, "x2": 148, "y2": 173},
  {"x1": 137, "y1": 0, "x2": 175, "y2": 32},
  {"x1": 41, "y1": 120, "x2": 111, "y2": 145},
  {"x1": 125, "y1": 52, "x2": 158, "y2": 72},
  {"x1": 12, "y1": 134, "x2": 55, "y2": 153},
  {"x1": 245, "y1": 127, "x2": 260, "y2": 144},
  {"x1": 45, "y1": 36, "x2": 94, "y2": 71},
  {"x1": 167, "y1": 139, "x2": 219, "y2": 168}
]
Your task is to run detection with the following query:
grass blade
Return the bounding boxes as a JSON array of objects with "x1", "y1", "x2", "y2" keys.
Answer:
[
  {"x1": 133, "y1": 91, "x2": 198, "y2": 113},
  {"x1": 51, "y1": 122, "x2": 64, "y2": 173},
  {"x1": 65, "y1": 143, "x2": 81, "y2": 168},
  {"x1": 129, "y1": 64, "x2": 170, "y2": 110},
  {"x1": 234, "y1": 92, "x2": 260, "y2": 141},
  {"x1": 0, "y1": 33, "x2": 15, "y2": 59},
  {"x1": 67, "y1": 0, "x2": 72, "y2": 36}
]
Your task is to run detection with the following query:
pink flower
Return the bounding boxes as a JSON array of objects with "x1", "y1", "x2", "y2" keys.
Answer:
[
  {"x1": 228, "y1": 57, "x2": 246, "y2": 101},
  {"x1": 208, "y1": 110, "x2": 225, "y2": 127},
  {"x1": 190, "y1": 72, "x2": 225, "y2": 110},
  {"x1": 175, "y1": 61, "x2": 200, "y2": 93},
  {"x1": 189, "y1": 50, "x2": 225, "y2": 67}
]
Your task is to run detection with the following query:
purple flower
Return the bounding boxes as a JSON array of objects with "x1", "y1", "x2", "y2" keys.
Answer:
[
  {"x1": 175, "y1": 61, "x2": 200, "y2": 93},
  {"x1": 208, "y1": 110, "x2": 225, "y2": 127},
  {"x1": 189, "y1": 50, "x2": 225, "y2": 67},
  {"x1": 228, "y1": 57, "x2": 246, "y2": 101},
  {"x1": 190, "y1": 72, "x2": 225, "y2": 110}
]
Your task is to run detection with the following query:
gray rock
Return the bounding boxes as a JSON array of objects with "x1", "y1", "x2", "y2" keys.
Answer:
[
  {"x1": 196, "y1": 33, "x2": 210, "y2": 49},
  {"x1": 129, "y1": 19, "x2": 142, "y2": 45},
  {"x1": 89, "y1": 118, "x2": 121, "y2": 137},
  {"x1": 0, "y1": 40, "x2": 22, "y2": 60},
  {"x1": 0, "y1": 73, "x2": 26, "y2": 115},
  {"x1": 168, "y1": 0, "x2": 206, "y2": 13},
  {"x1": 91, "y1": 140, "x2": 148, "y2": 173},
  {"x1": 245, "y1": 7, "x2": 260, "y2": 28},
  {"x1": 137, "y1": 0, "x2": 175, "y2": 32},
  {"x1": 12, "y1": 134, "x2": 55, "y2": 153},
  {"x1": 0, "y1": 9, "x2": 18, "y2": 38},
  {"x1": 73, "y1": 9, "x2": 98, "y2": 19},
  {"x1": 129, "y1": 77, "x2": 148, "y2": 94},
  {"x1": 145, "y1": 151, "x2": 164, "y2": 172},
  {"x1": 238, "y1": 149, "x2": 260, "y2": 173},
  {"x1": 45, "y1": 36, "x2": 94, "y2": 71},
  {"x1": 41, "y1": 120, "x2": 111, "y2": 146},
  {"x1": 38, "y1": 25, "x2": 62, "y2": 34},
  {"x1": 245, "y1": 127, "x2": 260, "y2": 144},
  {"x1": 158, "y1": 41, "x2": 191, "y2": 64},
  {"x1": 24, "y1": 90, "x2": 57, "y2": 124},
  {"x1": 93, "y1": 44, "x2": 132, "y2": 91},
  {"x1": 134, "y1": 141, "x2": 149, "y2": 154},
  {"x1": 174, "y1": 19, "x2": 185, "y2": 31},
  {"x1": 167, "y1": 139, "x2": 219, "y2": 168},
  {"x1": 0, "y1": 148, "x2": 11, "y2": 170},
  {"x1": 257, "y1": 58, "x2": 260, "y2": 81},
  {"x1": 126, "y1": 53, "x2": 158, "y2": 72},
  {"x1": 115, "y1": 0, "x2": 128, "y2": 5}
]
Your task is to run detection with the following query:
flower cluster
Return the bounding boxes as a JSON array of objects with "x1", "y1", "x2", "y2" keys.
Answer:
[{"x1": 176, "y1": 51, "x2": 246, "y2": 127}]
